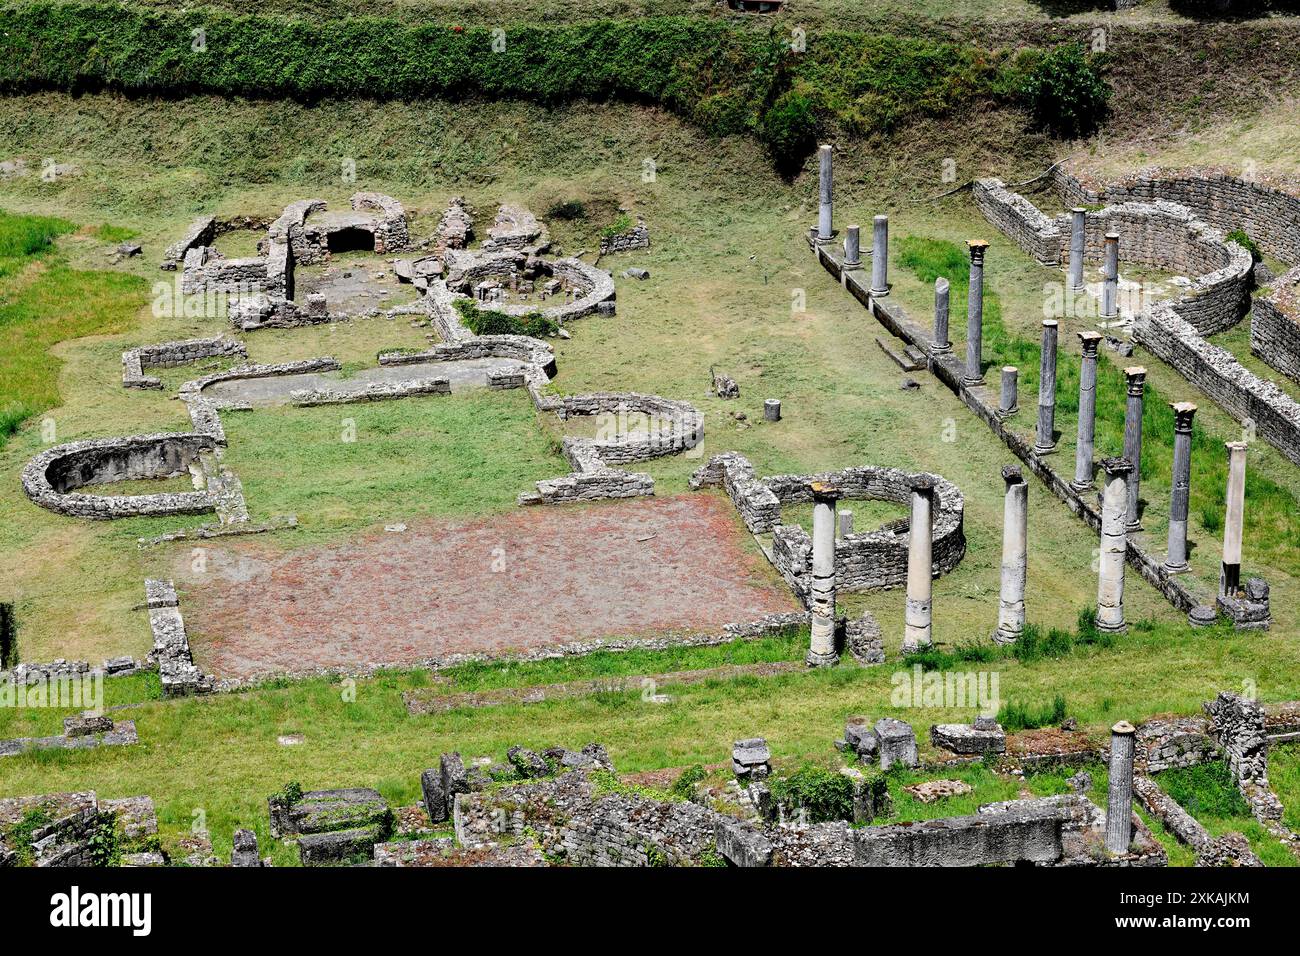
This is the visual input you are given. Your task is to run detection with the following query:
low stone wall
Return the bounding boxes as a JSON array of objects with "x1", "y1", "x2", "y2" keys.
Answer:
[
  {"x1": 692, "y1": 453, "x2": 964, "y2": 597},
  {"x1": 1250, "y1": 265, "x2": 1300, "y2": 384},
  {"x1": 599, "y1": 218, "x2": 650, "y2": 256},
  {"x1": 1054, "y1": 166, "x2": 1300, "y2": 265},
  {"x1": 972, "y1": 179, "x2": 1062, "y2": 265},
  {"x1": 21, "y1": 433, "x2": 217, "y2": 519},
  {"x1": 1133, "y1": 776, "x2": 1261, "y2": 867},
  {"x1": 1204, "y1": 691, "x2": 1285, "y2": 826},
  {"x1": 181, "y1": 246, "x2": 269, "y2": 295},
  {"x1": 290, "y1": 377, "x2": 451, "y2": 406},
  {"x1": 1133, "y1": 303, "x2": 1300, "y2": 467},
  {"x1": 144, "y1": 579, "x2": 213, "y2": 697},
  {"x1": 122, "y1": 335, "x2": 247, "y2": 389},
  {"x1": 163, "y1": 215, "x2": 216, "y2": 263},
  {"x1": 1135, "y1": 716, "x2": 1219, "y2": 774}
]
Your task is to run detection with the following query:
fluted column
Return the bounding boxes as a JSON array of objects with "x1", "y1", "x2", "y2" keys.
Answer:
[
  {"x1": 1071, "y1": 331, "x2": 1103, "y2": 490},
  {"x1": 994, "y1": 465, "x2": 1028, "y2": 644},
  {"x1": 817, "y1": 145, "x2": 833, "y2": 241},
  {"x1": 1096, "y1": 457, "x2": 1131, "y2": 634},
  {"x1": 1035, "y1": 319, "x2": 1059, "y2": 454},
  {"x1": 1165, "y1": 402, "x2": 1197, "y2": 573},
  {"x1": 902, "y1": 478, "x2": 935, "y2": 654},
  {"x1": 1122, "y1": 367, "x2": 1146, "y2": 532},
  {"x1": 1067, "y1": 207, "x2": 1086, "y2": 292},
  {"x1": 807, "y1": 481, "x2": 839, "y2": 667},
  {"x1": 963, "y1": 240, "x2": 988, "y2": 385},
  {"x1": 1105, "y1": 721, "x2": 1136, "y2": 854},
  {"x1": 1101, "y1": 232, "x2": 1120, "y2": 321},
  {"x1": 932, "y1": 277, "x2": 951, "y2": 354},
  {"x1": 1220, "y1": 441, "x2": 1248, "y2": 598}
]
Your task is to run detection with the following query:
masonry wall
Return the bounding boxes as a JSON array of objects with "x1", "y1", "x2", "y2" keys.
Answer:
[{"x1": 1250, "y1": 265, "x2": 1300, "y2": 384}]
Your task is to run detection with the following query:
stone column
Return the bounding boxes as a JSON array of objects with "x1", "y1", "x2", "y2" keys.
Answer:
[
  {"x1": 963, "y1": 240, "x2": 989, "y2": 385},
  {"x1": 1071, "y1": 331, "x2": 1103, "y2": 491},
  {"x1": 1067, "y1": 207, "x2": 1086, "y2": 292},
  {"x1": 994, "y1": 465, "x2": 1028, "y2": 645},
  {"x1": 1096, "y1": 457, "x2": 1131, "y2": 634},
  {"x1": 1122, "y1": 366, "x2": 1146, "y2": 531},
  {"x1": 837, "y1": 510, "x2": 854, "y2": 540},
  {"x1": 1105, "y1": 721, "x2": 1136, "y2": 854},
  {"x1": 932, "y1": 277, "x2": 951, "y2": 354},
  {"x1": 1164, "y1": 402, "x2": 1197, "y2": 574},
  {"x1": 763, "y1": 398, "x2": 782, "y2": 422},
  {"x1": 807, "y1": 482, "x2": 839, "y2": 667},
  {"x1": 817, "y1": 145, "x2": 833, "y2": 241},
  {"x1": 1220, "y1": 441, "x2": 1248, "y2": 598},
  {"x1": 999, "y1": 366, "x2": 1018, "y2": 417},
  {"x1": 902, "y1": 477, "x2": 935, "y2": 653},
  {"x1": 1034, "y1": 319, "x2": 1059, "y2": 454},
  {"x1": 870, "y1": 215, "x2": 889, "y2": 296},
  {"x1": 843, "y1": 224, "x2": 861, "y2": 267},
  {"x1": 1101, "y1": 232, "x2": 1120, "y2": 321}
]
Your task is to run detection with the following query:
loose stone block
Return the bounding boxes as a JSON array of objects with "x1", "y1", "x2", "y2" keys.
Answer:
[
  {"x1": 930, "y1": 721, "x2": 1006, "y2": 756},
  {"x1": 298, "y1": 826, "x2": 382, "y2": 866},
  {"x1": 230, "y1": 828, "x2": 262, "y2": 867},
  {"x1": 874, "y1": 718, "x2": 918, "y2": 770},
  {"x1": 732, "y1": 737, "x2": 772, "y2": 779},
  {"x1": 763, "y1": 398, "x2": 781, "y2": 422},
  {"x1": 62, "y1": 713, "x2": 112, "y2": 738},
  {"x1": 507, "y1": 745, "x2": 550, "y2": 778},
  {"x1": 843, "y1": 717, "x2": 880, "y2": 760},
  {"x1": 714, "y1": 818, "x2": 773, "y2": 867}
]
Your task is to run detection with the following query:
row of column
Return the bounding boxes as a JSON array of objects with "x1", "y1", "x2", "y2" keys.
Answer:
[
  {"x1": 819, "y1": 145, "x2": 892, "y2": 297},
  {"x1": 804, "y1": 434, "x2": 1251, "y2": 666}
]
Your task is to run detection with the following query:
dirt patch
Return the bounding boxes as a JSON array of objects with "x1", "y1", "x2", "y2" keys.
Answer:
[{"x1": 179, "y1": 494, "x2": 798, "y2": 680}]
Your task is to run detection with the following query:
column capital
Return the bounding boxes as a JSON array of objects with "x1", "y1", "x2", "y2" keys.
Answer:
[
  {"x1": 1111, "y1": 720, "x2": 1136, "y2": 736},
  {"x1": 1170, "y1": 401, "x2": 1197, "y2": 432},
  {"x1": 809, "y1": 480, "x2": 840, "y2": 503},
  {"x1": 1104, "y1": 231, "x2": 1120, "y2": 243},
  {"x1": 1078, "y1": 330, "x2": 1103, "y2": 354},
  {"x1": 967, "y1": 239, "x2": 989, "y2": 262},
  {"x1": 1124, "y1": 366, "x2": 1147, "y2": 393},
  {"x1": 1101, "y1": 456, "x2": 1132, "y2": 477},
  {"x1": 908, "y1": 474, "x2": 936, "y2": 496},
  {"x1": 1001, "y1": 463, "x2": 1025, "y2": 488}
]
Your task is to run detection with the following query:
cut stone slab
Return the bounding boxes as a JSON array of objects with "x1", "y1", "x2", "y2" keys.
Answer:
[
  {"x1": 904, "y1": 779, "x2": 974, "y2": 804},
  {"x1": 732, "y1": 737, "x2": 772, "y2": 779},
  {"x1": 874, "y1": 718, "x2": 919, "y2": 770},
  {"x1": 930, "y1": 722, "x2": 1007, "y2": 755},
  {"x1": 230, "y1": 828, "x2": 263, "y2": 866},
  {"x1": 269, "y1": 787, "x2": 390, "y2": 838},
  {"x1": 843, "y1": 718, "x2": 880, "y2": 759},
  {"x1": 714, "y1": 818, "x2": 773, "y2": 867},
  {"x1": 298, "y1": 826, "x2": 382, "y2": 866}
]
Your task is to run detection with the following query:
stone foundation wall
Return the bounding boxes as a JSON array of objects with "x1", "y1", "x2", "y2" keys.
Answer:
[
  {"x1": 145, "y1": 579, "x2": 213, "y2": 697},
  {"x1": 181, "y1": 247, "x2": 270, "y2": 295},
  {"x1": 972, "y1": 179, "x2": 1062, "y2": 265},
  {"x1": 1133, "y1": 303, "x2": 1300, "y2": 466},
  {"x1": 289, "y1": 377, "x2": 451, "y2": 406},
  {"x1": 1250, "y1": 265, "x2": 1300, "y2": 384},
  {"x1": 1054, "y1": 166, "x2": 1300, "y2": 265},
  {"x1": 163, "y1": 215, "x2": 216, "y2": 263},
  {"x1": 122, "y1": 335, "x2": 248, "y2": 389},
  {"x1": 599, "y1": 218, "x2": 650, "y2": 256},
  {"x1": 21, "y1": 433, "x2": 217, "y2": 519}
]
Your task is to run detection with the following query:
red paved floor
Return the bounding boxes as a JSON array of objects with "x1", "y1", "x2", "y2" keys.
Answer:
[{"x1": 179, "y1": 495, "x2": 798, "y2": 680}]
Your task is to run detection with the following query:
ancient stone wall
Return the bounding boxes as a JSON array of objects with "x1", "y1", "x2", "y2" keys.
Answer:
[
  {"x1": 972, "y1": 179, "x2": 1062, "y2": 265},
  {"x1": 1250, "y1": 265, "x2": 1300, "y2": 384},
  {"x1": 145, "y1": 579, "x2": 213, "y2": 697},
  {"x1": 21, "y1": 433, "x2": 217, "y2": 519},
  {"x1": 181, "y1": 246, "x2": 270, "y2": 295},
  {"x1": 599, "y1": 217, "x2": 651, "y2": 256},
  {"x1": 122, "y1": 335, "x2": 247, "y2": 389},
  {"x1": 351, "y1": 192, "x2": 409, "y2": 252},
  {"x1": 163, "y1": 215, "x2": 216, "y2": 263}
]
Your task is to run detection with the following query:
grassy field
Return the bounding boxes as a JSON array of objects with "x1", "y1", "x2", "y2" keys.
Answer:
[{"x1": 0, "y1": 91, "x2": 1297, "y2": 864}]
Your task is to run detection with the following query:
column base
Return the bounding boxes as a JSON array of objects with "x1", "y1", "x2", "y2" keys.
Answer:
[
  {"x1": 931, "y1": 343, "x2": 952, "y2": 356},
  {"x1": 870, "y1": 287, "x2": 890, "y2": 297},
  {"x1": 996, "y1": 405, "x2": 1019, "y2": 419},
  {"x1": 1095, "y1": 617, "x2": 1128, "y2": 634},
  {"x1": 961, "y1": 376, "x2": 986, "y2": 387},
  {"x1": 805, "y1": 649, "x2": 840, "y2": 668},
  {"x1": 899, "y1": 639, "x2": 932, "y2": 656},
  {"x1": 1162, "y1": 561, "x2": 1189, "y2": 575},
  {"x1": 1034, "y1": 441, "x2": 1058, "y2": 455},
  {"x1": 1124, "y1": 520, "x2": 1143, "y2": 533},
  {"x1": 843, "y1": 258, "x2": 862, "y2": 269},
  {"x1": 1069, "y1": 478, "x2": 1093, "y2": 493},
  {"x1": 992, "y1": 626, "x2": 1021, "y2": 645}
]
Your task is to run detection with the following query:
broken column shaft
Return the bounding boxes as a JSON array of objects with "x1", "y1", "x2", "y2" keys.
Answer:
[
  {"x1": 999, "y1": 366, "x2": 1018, "y2": 417},
  {"x1": 870, "y1": 215, "x2": 889, "y2": 296},
  {"x1": 1122, "y1": 366, "x2": 1146, "y2": 531},
  {"x1": 902, "y1": 477, "x2": 935, "y2": 653},
  {"x1": 1220, "y1": 441, "x2": 1248, "y2": 598},
  {"x1": 994, "y1": 465, "x2": 1028, "y2": 644},
  {"x1": 1105, "y1": 721, "x2": 1136, "y2": 854},
  {"x1": 1096, "y1": 457, "x2": 1131, "y2": 634},
  {"x1": 1072, "y1": 331, "x2": 1103, "y2": 490},
  {"x1": 843, "y1": 224, "x2": 861, "y2": 267},
  {"x1": 963, "y1": 240, "x2": 988, "y2": 385},
  {"x1": 932, "y1": 277, "x2": 951, "y2": 354},
  {"x1": 1165, "y1": 402, "x2": 1197, "y2": 573},
  {"x1": 807, "y1": 482, "x2": 840, "y2": 667},
  {"x1": 1035, "y1": 319, "x2": 1059, "y2": 453}
]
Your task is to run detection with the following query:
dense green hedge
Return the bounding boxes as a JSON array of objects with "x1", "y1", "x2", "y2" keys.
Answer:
[{"x1": 0, "y1": 3, "x2": 1103, "y2": 164}]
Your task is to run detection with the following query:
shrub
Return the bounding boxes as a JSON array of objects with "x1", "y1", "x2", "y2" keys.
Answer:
[
  {"x1": 770, "y1": 764, "x2": 854, "y2": 823},
  {"x1": 1226, "y1": 229, "x2": 1262, "y2": 261},
  {"x1": 1017, "y1": 43, "x2": 1110, "y2": 139},
  {"x1": 454, "y1": 297, "x2": 558, "y2": 338},
  {"x1": 600, "y1": 213, "x2": 634, "y2": 239},
  {"x1": 997, "y1": 694, "x2": 1067, "y2": 731},
  {"x1": 758, "y1": 89, "x2": 818, "y2": 175},
  {"x1": 670, "y1": 764, "x2": 709, "y2": 800},
  {"x1": 545, "y1": 200, "x2": 586, "y2": 221}
]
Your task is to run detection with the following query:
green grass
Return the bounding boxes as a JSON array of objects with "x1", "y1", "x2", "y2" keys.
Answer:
[
  {"x1": 1155, "y1": 760, "x2": 1298, "y2": 866},
  {"x1": 996, "y1": 693, "x2": 1067, "y2": 731}
]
